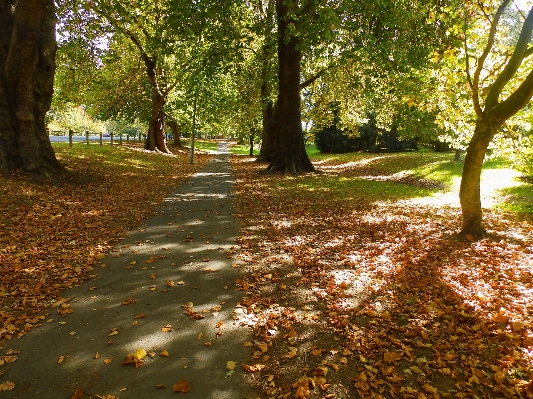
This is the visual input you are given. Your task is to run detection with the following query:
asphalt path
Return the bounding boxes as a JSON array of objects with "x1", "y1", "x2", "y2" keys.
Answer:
[{"x1": 1, "y1": 141, "x2": 255, "y2": 399}]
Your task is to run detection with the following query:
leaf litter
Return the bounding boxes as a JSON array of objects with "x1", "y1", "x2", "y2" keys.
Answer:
[
  {"x1": 231, "y1": 155, "x2": 533, "y2": 398},
  {"x1": 0, "y1": 145, "x2": 210, "y2": 343}
]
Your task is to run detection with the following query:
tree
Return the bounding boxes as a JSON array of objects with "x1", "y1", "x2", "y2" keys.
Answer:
[
  {"x1": 265, "y1": 0, "x2": 317, "y2": 173},
  {"x1": 459, "y1": 0, "x2": 533, "y2": 238},
  {"x1": 0, "y1": 0, "x2": 61, "y2": 174}
]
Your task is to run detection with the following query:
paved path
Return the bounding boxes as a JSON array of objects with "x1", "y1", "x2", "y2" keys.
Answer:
[{"x1": 2, "y1": 141, "x2": 255, "y2": 399}]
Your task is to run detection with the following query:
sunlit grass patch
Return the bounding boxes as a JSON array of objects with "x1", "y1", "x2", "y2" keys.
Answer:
[
  {"x1": 180, "y1": 138, "x2": 219, "y2": 152},
  {"x1": 231, "y1": 148, "x2": 533, "y2": 399},
  {"x1": 229, "y1": 142, "x2": 259, "y2": 155},
  {"x1": 497, "y1": 181, "x2": 533, "y2": 214}
]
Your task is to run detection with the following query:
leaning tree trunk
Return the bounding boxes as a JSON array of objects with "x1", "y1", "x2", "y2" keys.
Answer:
[
  {"x1": 0, "y1": 0, "x2": 61, "y2": 174},
  {"x1": 459, "y1": 119, "x2": 498, "y2": 238},
  {"x1": 265, "y1": 0, "x2": 314, "y2": 173}
]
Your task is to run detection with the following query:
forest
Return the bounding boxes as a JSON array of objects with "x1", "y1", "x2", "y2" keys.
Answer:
[{"x1": 0, "y1": 0, "x2": 533, "y2": 398}]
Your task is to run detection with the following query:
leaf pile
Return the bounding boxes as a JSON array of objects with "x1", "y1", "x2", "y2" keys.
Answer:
[
  {"x1": 231, "y1": 154, "x2": 533, "y2": 399},
  {"x1": 0, "y1": 144, "x2": 210, "y2": 342}
]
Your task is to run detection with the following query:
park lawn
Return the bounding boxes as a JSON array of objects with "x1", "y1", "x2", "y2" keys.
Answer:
[
  {"x1": 230, "y1": 141, "x2": 260, "y2": 155},
  {"x1": 179, "y1": 137, "x2": 220, "y2": 152},
  {"x1": 231, "y1": 150, "x2": 533, "y2": 398},
  {"x1": 0, "y1": 143, "x2": 211, "y2": 341}
]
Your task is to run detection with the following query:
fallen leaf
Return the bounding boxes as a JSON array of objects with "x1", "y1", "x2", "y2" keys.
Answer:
[
  {"x1": 161, "y1": 324, "x2": 173, "y2": 332},
  {"x1": 103, "y1": 358, "x2": 112, "y2": 364},
  {"x1": 173, "y1": 379, "x2": 190, "y2": 393},
  {"x1": 160, "y1": 350, "x2": 169, "y2": 357},
  {"x1": 72, "y1": 389, "x2": 84, "y2": 399},
  {"x1": 122, "y1": 298, "x2": 136, "y2": 305},
  {"x1": 0, "y1": 381, "x2": 14, "y2": 391},
  {"x1": 227, "y1": 361, "x2": 237, "y2": 370},
  {"x1": 242, "y1": 364, "x2": 266, "y2": 373},
  {"x1": 58, "y1": 355, "x2": 66, "y2": 364}
]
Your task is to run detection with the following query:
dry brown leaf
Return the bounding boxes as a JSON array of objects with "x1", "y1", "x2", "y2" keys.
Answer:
[
  {"x1": 72, "y1": 389, "x2": 84, "y2": 399},
  {"x1": 0, "y1": 381, "x2": 14, "y2": 391},
  {"x1": 122, "y1": 298, "x2": 136, "y2": 305},
  {"x1": 173, "y1": 379, "x2": 190, "y2": 393},
  {"x1": 241, "y1": 364, "x2": 266, "y2": 373}
]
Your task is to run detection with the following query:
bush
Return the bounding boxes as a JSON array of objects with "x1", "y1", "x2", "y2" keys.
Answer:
[
  {"x1": 314, "y1": 112, "x2": 419, "y2": 154},
  {"x1": 315, "y1": 126, "x2": 358, "y2": 153}
]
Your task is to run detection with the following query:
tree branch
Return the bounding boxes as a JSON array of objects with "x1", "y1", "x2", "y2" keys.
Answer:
[
  {"x1": 300, "y1": 67, "x2": 327, "y2": 89},
  {"x1": 494, "y1": 66, "x2": 533, "y2": 120},
  {"x1": 472, "y1": 0, "x2": 511, "y2": 115},
  {"x1": 485, "y1": 6, "x2": 533, "y2": 109}
]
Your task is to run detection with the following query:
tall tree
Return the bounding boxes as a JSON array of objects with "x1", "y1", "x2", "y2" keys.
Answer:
[
  {"x1": 459, "y1": 0, "x2": 533, "y2": 238},
  {"x1": 0, "y1": 0, "x2": 61, "y2": 174},
  {"x1": 265, "y1": 0, "x2": 316, "y2": 173}
]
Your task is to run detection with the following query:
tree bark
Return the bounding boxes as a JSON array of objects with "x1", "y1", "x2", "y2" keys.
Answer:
[
  {"x1": 459, "y1": 119, "x2": 500, "y2": 238},
  {"x1": 167, "y1": 120, "x2": 183, "y2": 148},
  {"x1": 256, "y1": 98, "x2": 274, "y2": 162},
  {"x1": 0, "y1": 0, "x2": 61, "y2": 174},
  {"x1": 139, "y1": 53, "x2": 169, "y2": 153},
  {"x1": 265, "y1": 0, "x2": 314, "y2": 173}
]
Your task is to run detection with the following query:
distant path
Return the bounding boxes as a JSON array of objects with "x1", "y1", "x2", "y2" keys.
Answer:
[{"x1": 3, "y1": 140, "x2": 255, "y2": 399}]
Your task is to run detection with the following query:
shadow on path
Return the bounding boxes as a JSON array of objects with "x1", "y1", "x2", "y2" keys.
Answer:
[{"x1": 2, "y1": 141, "x2": 255, "y2": 399}]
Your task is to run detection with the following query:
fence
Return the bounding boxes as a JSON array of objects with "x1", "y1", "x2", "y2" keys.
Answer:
[{"x1": 49, "y1": 130, "x2": 145, "y2": 148}]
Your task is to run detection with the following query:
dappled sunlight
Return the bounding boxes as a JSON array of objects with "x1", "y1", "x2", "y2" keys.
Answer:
[
  {"x1": 315, "y1": 155, "x2": 392, "y2": 170},
  {"x1": 231, "y1": 153, "x2": 533, "y2": 398}
]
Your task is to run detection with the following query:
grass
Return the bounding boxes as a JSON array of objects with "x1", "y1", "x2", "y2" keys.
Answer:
[
  {"x1": 179, "y1": 138, "x2": 219, "y2": 152},
  {"x1": 229, "y1": 142, "x2": 260, "y2": 155},
  {"x1": 303, "y1": 145, "x2": 533, "y2": 214},
  {"x1": 230, "y1": 148, "x2": 533, "y2": 398}
]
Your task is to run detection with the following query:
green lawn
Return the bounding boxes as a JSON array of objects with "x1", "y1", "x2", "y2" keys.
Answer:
[{"x1": 303, "y1": 145, "x2": 533, "y2": 214}]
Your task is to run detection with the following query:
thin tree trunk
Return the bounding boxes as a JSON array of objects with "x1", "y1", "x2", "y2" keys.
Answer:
[
  {"x1": 256, "y1": 99, "x2": 273, "y2": 162},
  {"x1": 265, "y1": 0, "x2": 314, "y2": 173},
  {"x1": 459, "y1": 120, "x2": 497, "y2": 238},
  {"x1": 0, "y1": 0, "x2": 61, "y2": 174}
]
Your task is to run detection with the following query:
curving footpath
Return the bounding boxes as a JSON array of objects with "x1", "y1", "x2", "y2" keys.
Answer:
[{"x1": 2, "y1": 141, "x2": 255, "y2": 399}]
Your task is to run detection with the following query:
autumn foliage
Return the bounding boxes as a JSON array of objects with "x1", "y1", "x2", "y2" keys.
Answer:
[
  {"x1": 0, "y1": 144, "x2": 210, "y2": 342},
  {"x1": 232, "y1": 154, "x2": 533, "y2": 398}
]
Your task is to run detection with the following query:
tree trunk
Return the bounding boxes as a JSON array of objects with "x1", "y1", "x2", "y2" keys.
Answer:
[
  {"x1": 256, "y1": 99, "x2": 274, "y2": 162},
  {"x1": 0, "y1": 0, "x2": 61, "y2": 174},
  {"x1": 144, "y1": 89, "x2": 169, "y2": 153},
  {"x1": 265, "y1": 0, "x2": 314, "y2": 173},
  {"x1": 167, "y1": 120, "x2": 183, "y2": 148},
  {"x1": 249, "y1": 132, "x2": 254, "y2": 156},
  {"x1": 459, "y1": 119, "x2": 498, "y2": 238}
]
